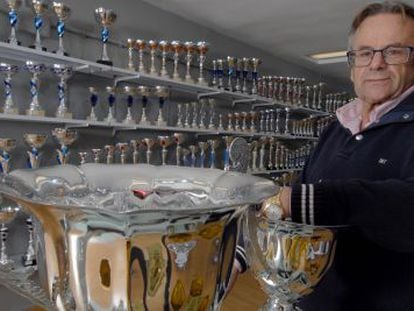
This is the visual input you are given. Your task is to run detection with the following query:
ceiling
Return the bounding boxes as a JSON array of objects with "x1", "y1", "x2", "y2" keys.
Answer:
[{"x1": 140, "y1": 0, "x2": 414, "y2": 84}]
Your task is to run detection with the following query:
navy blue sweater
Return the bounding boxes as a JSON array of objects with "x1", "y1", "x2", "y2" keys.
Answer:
[{"x1": 292, "y1": 92, "x2": 414, "y2": 311}]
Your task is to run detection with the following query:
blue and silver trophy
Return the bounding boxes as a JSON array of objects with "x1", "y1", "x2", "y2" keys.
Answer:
[
  {"x1": 94, "y1": 7, "x2": 117, "y2": 66},
  {"x1": 0, "y1": 63, "x2": 18, "y2": 115},
  {"x1": 0, "y1": 138, "x2": 16, "y2": 174},
  {"x1": 52, "y1": 128, "x2": 78, "y2": 165},
  {"x1": 123, "y1": 86, "x2": 135, "y2": 124},
  {"x1": 223, "y1": 136, "x2": 234, "y2": 171},
  {"x1": 30, "y1": 1, "x2": 48, "y2": 51},
  {"x1": 251, "y1": 58, "x2": 261, "y2": 95},
  {"x1": 51, "y1": 64, "x2": 73, "y2": 119},
  {"x1": 24, "y1": 61, "x2": 46, "y2": 116},
  {"x1": 88, "y1": 87, "x2": 99, "y2": 121},
  {"x1": 105, "y1": 86, "x2": 116, "y2": 123},
  {"x1": 207, "y1": 139, "x2": 220, "y2": 169},
  {"x1": 5, "y1": 0, "x2": 22, "y2": 46},
  {"x1": 52, "y1": 2, "x2": 71, "y2": 56}
]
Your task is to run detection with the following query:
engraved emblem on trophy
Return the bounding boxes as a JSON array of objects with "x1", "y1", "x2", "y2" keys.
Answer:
[
  {"x1": 251, "y1": 58, "x2": 261, "y2": 95},
  {"x1": 137, "y1": 86, "x2": 151, "y2": 125},
  {"x1": 51, "y1": 64, "x2": 73, "y2": 119},
  {"x1": 0, "y1": 63, "x2": 18, "y2": 115},
  {"x1": 30, "y1": 0, "x2": 48, "y2": 51},
  {"x1": 126, "y1": 38, "x2": 135, "y2": 71},
  {"x1": 171, "y1": 40, "x2": 183, "y2": 80},
  {"x1": 52, "y1": 128, "x2": 78, "y2": 165},
  {"x1": 159, "y1": 40, "x2": 171, "y2": 77},
  {"x1": 130, "y1": 140, "x2": 140, "y2": 164},
  {"x1": 123, "y1": 86, "x2": 135, "y2": 124},
  {"x1": 0, "y1": 138, "x2": 16, "y2": 174},
  {"x1": 207, "y1": 139, "x2": 220, "y2": 169},
  {"x1": 142, "y1": 138, "x2": 155, "y2": 164},
  {"x1": 5, "y1": 0, "x2": 22, "y2": 46},
  {"x1": 196, "y1": 41, "x2": 208, "y2": 85},
  {"x1": 104, "y1": 145, "x2": 115, "y2": 164},
  {"x1": 91, "y1": 148, "x2": 102, "y2": 163},
  {"x1": 52, "y1": 2, "x2": 71, "y2": 56},
  {"x1": 173, "y1": 133, "x2": 186, "y2": 166},
  {"x1": 184, "y1": 41, "x2": 195, "y2": 83},
  {"x1": 155, "y1": 86, "x2": 169, "y2": 127},
  {"x1": 88, "y1": 87, "x2": 99, "y2": 121},
  {"x1": 135, "y1": 39, "x2": 146, "y2": 72},
  {"x1": 94, "y1": 7, "x2": 117, "y2": 66},
  {"x1": 24, "y1": 61, "x2": 46, "y2": 116},
  {"x1": 116, "y1": 143, "x2": 129, "y2": 164},
  {"x1": 158, "y1": 136, "x2": 172, "y2": 166},
  {"x1": 105, "y1": 86, "x2": 116, "y2": 123},
  {"x1": 24, "y1": 133, "x2": 47, "y2": 169},
  {"x1": 148, "y1": 40, "x2": 158, "y2": 75}
]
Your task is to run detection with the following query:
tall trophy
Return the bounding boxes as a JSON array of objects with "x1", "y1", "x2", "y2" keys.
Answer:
[
  {"x1": 126, "y1": 38, "x2": 135, "y2": 71},
  {"x1": 123, "y1": 86, "x2": 135, "y2": 124},
  {"x1": 198, "y1": 141, "x2": 208, "y2": 168},
  {"x1": 242, "y1": 57, "x2": 250, "y2": 93},
  {"x1": 171, "y1": 40, "x2": 183, "y2": 80},
  {"x1": 137, "y1": 85, "x2": 151, "y2": 125},
  {"x1": 104, "y1": 145, "x2": 115, "y2": 164},
  {"x1": 244, "y1": 209, "x2": 337, "y2": 311},
  {"x1": 52, "y1": 2, "x2": 71, "y2": 56},
  {"x1": 30, "y1": 0, "x2": 48, "y2": 51},
  {"x1": 23, "y1": 133, "x2": 47, "y2": 169},
  {"x1": 148, "y1": 40, "x2": 158, "y2": 75},
  {"x1": 91, "y1": 148, "x2": 102, "y2": 163},
  {"x1": 51, "y1": 128, "x2": 78, "y2": 165},
  {"x1": 251, "y1": 58, "x2": 261, "y2": 95},
  {"x1": 189, "y1": 145, "x2": 197, "y2": 167},
  {"x1": 159, "y1": 40, "x2": 170, "y2": 77},
  {"x1": 105, "y1": 86, "x2": 116, "y2": 123},
  {"x1": 142, "y1": 138, "x2": 155, "y2": 164},
  {"x1": 184, "y1": 41, "x2": 195, "y2": 83},
  {"x1": 222, "y1": 136, "x2": 234, "y2": 171},
  {"x1": 130, "y1": 140, "x2": 140, "y2": 164},
  {"x1": 155, "y1": 85, "x2": 168, "y2": 127},
  {"x1": 94, "y1": 7, "x2": 117, "y2": 66},
  {"x1": 0, "y1": 205, "x2": 19, "y2": 266},
  {"x1": 207, "y1": 139, "x2": 220, "y2": 169},
  {"x1": 0, "y1": 138, "x2": 16, "y2": 174},
  {"x1": 158, "y1": 136, "x2": 172, "y2": 166},
  {"x1": 116, "y1": 143, "x2": 129, "y2": 164},
  {"x1": 135, "y1": 39, "x2": 146, "y2": 72},
  {"x1": 5, "y1": 0, "x2": 22, "y2": 46},
  {"x1": 88, "y1": 87, "x2": 99, "y2": 121},
  {"x1": 0, "y1": 63, "x2": 18, "y2": 115},
  {"x1": 78, "y1": 152, "x2": 88, "y2": 164},
  {"x1": 51, "y1": 64, "x2": 73, "y2": 119},
  {"x1": 227, "y1": 56, "x2": 235, "y2": 92},
  {"x1": 196, "y1": 41, "x2": 208, "y2": 85},
  {"x1": 173, "y1": 133, "x2": 186, "y2": 166},
  {"x1": 24, "y1": 61, "x2": 46, "y2": 116}
]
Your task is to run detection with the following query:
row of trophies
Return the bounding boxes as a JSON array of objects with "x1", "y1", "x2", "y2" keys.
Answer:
[{"x1": 0, "y1": 130, "x2": 312, "y2": 174}]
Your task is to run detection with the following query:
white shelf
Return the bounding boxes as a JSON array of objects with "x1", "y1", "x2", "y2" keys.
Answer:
[{"x1": 0, "y1": 42, "x2": 331, "y2": 116}]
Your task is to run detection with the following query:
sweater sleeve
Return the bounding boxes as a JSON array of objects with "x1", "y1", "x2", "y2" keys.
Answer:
[{"x1": 291, "y1": 178, "x2": 414, "y2": 252}]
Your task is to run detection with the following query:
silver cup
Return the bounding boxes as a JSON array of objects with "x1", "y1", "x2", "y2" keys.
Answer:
[
  {"x1": 135, "y1": 39, "x2": 146, "y2": 72},
  {"x1": 123, "y1": 86, "x2": 136, "y2": 124},
  {"x1": 184, "y1": 41, "x2": 195, "y2": 83},
  {"x1": 171, "y1": 40, "x2": 183, "y2": 80},
  {"x1": 0, "y1": 63, "x2": 18, "y2": 115},
  {"x1": 94, "y1": 7, "x2": 117, "y2": 66},
  {"x1": 78, "y1": 151, "x2": 88, "y2": 165},
  {"x1": 244, "y1": 211, "x2": 337, "y2": 311},
  {"x1": 116, "y1": 142, "x2": 129, "y2": 164},
  {"x1": 51, "y1": 128, "x2": 78, "y2": 165},
  {"x1": 155, "y1": 86, "x2": 169, "y2": 127},
  {"x1": 0, "y1": 138, "x2": 16, "y2": 174},
  {"x1": 24, "y1": 61, "x2": 46, "y2": 116},
  {"x1": 51, "y1": 64, "x2": 73, "y2": 119},
  {"x1": 158, "y1": 136, "x2": 172, "y2": 166},
  {"x1": 126, "y1": 38, "x2": 135, "y2": 71},
  {"x1": 137, "y1": 86, "x2": 151, "y2": 125},
  {"x1": 142, "y1": 138, "x2": 155, "y2": 164},
  {"x1": 105, "y1": 86, "x2": 116, "y2": 123},
  {"x1": 148, "y1": 40, "x2": 158, "y2": 75},
  {"x1": 23, "y1": 133, "x2": 47, "y2": 169},
  {"x1": 30, "y1": 0, "x2": 48, "y2": 51},
  {"x1": 196, "y1": 41, "x2": 209, "y2": 85},
  {"x1": 130, "y1": 140, "x2": 141, "y2": 164},
  {"x1": 88, "y1": 87, "x2": 99, "y2": 121},
  {"x1": 5, "y1": 0, "x2": 22, "y2": 46},
  {"x1": 159, "y1": 40, "x2": 171, "y2": 77},
  {"x1": 0, "y1": 205, "x2": 19, "y2": 266},
  {"x1": 52, "y1": 2, "x2": 71, "y2": 56}
]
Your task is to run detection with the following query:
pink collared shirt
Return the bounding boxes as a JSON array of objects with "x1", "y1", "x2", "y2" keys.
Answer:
[{"x1": 336, "y1": 85, "x2": 414, "y2": 135}]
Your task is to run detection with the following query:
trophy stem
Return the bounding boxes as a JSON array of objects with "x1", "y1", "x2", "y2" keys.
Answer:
[
  {"x1": 4, "y1": 73, "x2": 15, "y2": 114},
  {"x1": 176, "y1": 145, "x2": 181, "y2": 166},
  {"x1": 56, "y1": 37, "x2": 65, "y2": 56},
  {"x1": 162, "y1": 147, "x2": 167, "y2": 165},
  {"x1": 198, "y1": 55, "x2": 206, "y2": 85},
  {"x1": 128, "y1": 47, "x2": 134, "y2": 71},
  {"x1": 224, "y1": 147, "x2": 230, "y2": 171},
  {"x1": 185, "y1": 54, "x2": 193, "y2": 82},
  {"x1": 260, "y1": 297, "x2": 299, "y2": 311},
  {"x1": 29, "y1": 73, "x2": 41, "y2": 115},
  {"x1": 146, "y1": 149, "x2": 151, "y2": 164},
  {"x1": 160, "y1": 51, "x2": 168, "y2": 77},
  {"x1": 102, "y1": 42, "x2": 110, "y2": 62},
  {"x1": 56, "y1": 19, "x2": 66, "y2": 56},
  {"x1": 9, "y1": 26, "x2": 18, "y2": 46},
  {"x1": 173, "y1": 52, "x2": 180, "y2": 80},
  {"x1": 23, "y1": 217, "x2": 36, "y2": 266},
  {"x1": 210, "y1": 150, "x2": 216, "y2": 169},
  {"x1": 150, "y1": 50, "x2": 157, "y2": 74},
  {"x1": 34, "y1": 14, "x2": 43, "y2": 51},
  {"x1": 56, "y1": 78, "x2": 67, "y2": 118},
  {"x1": 0, "y1": 224, "x2": 10, "y2": 265},
  {"x1": 138, "y1": 49, "x2": 145, "y2": 72}
]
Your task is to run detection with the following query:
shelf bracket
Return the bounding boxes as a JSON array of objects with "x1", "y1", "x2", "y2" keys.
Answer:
[
  {"x1": 114, "y1": 74, "x2": 141, "y2": 85},
  {"x1": 232, "y1": 98, "x2": 256, "y2": 107},
  {"x1": 197, "y1": 91, "x2": 222, "y2": 100}
]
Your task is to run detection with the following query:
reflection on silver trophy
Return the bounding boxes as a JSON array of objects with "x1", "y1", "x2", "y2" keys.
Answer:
[
  {"x1": 244, "y1": 206, "x2": 336, "y2": 311},
  {"x1": 94, "y1": 7, "x2": 117, "y2": 66}
]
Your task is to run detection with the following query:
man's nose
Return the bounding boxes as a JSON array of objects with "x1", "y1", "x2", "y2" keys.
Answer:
[{"x1": 370, "y1": 50, "x2": 387, "y2": 69}]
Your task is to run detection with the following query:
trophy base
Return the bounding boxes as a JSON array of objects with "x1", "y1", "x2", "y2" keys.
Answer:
[
  {"x1": 97, "y1": 59, "x2": 113, "y2": 66},
  {"x1": 26, "y1": 109, "x2": 45, "y2": 117},
  {"x1": 22, "y1": 256, "x2": 36, "y2": 267},
  {"x1": 56, "y1": 112, "x2": 72, "y2": 119},
  {"x1": 28, "y1": 45, "x2": 47, "y2": 52},
  {"x1": 87, "y1": 116, "x2": 99, "y2": 122},
  {"x1": 123, "y1": 119, "x2": 136, "y2": 125},
  {"x1": 6, "y1": 39, "x2": 21, "y2": 46},
  {"x1": 53, "y1": 50, "x2": 69, "y2": 57},
  {"x1": 2, "y1": 108, "x2": 18, "y2": 115}
]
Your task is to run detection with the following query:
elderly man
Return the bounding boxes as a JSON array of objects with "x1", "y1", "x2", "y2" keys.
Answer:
[{"x1": 234, "y1": 1, "x2": 414, "y2": 310}]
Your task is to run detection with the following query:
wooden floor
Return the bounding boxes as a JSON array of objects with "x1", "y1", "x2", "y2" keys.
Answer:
[
  {"x1": 222, "y1": 272, "x2": 267, "y2": 310},
  {"x1": 27, "y1": 272, "x2": 265, "y2": 311}
]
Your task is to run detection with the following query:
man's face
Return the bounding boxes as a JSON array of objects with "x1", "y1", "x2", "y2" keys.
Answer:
[{"x1": 350, "y1": 13, "x2": 414, "y2": 105}]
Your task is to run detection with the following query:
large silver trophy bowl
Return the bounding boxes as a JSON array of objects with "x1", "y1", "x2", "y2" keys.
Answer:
[
  {"x1": 0, "y1": 164, "x2": 276, "y2": 310},
  {"x1": 244, "y1": 208, "x2": 337, "y2": 311}
]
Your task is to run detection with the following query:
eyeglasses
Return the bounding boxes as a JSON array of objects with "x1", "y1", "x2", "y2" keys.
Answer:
[{"x1": 347, "y1": 46, "x2": 414, "y2": 67}]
